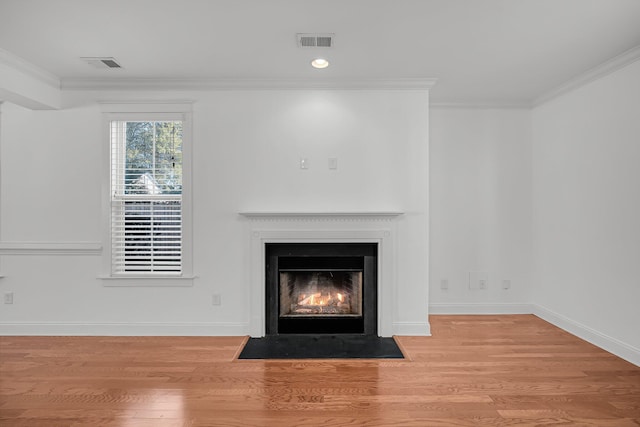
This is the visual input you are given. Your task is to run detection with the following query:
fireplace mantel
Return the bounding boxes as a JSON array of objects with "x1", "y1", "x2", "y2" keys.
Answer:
[{"x1": 241, "y1": 211, "x2": 406, "y2": 337}]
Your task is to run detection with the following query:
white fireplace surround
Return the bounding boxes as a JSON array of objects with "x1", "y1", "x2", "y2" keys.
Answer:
[{"x1": 240, "y1": 212, "x2": 406, "y2": 337}]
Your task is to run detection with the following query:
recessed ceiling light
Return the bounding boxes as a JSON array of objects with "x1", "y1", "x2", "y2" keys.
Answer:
[{"x1": 311, "y1": 58, "x2": 329, "y2": 69}]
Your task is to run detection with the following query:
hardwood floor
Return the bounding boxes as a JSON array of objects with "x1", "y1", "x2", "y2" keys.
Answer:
[{"x1": 1, "y1": 315, "x2": 639, "y2": 426}]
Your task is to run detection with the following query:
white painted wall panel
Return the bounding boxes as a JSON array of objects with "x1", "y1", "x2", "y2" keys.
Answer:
[
  {"x1": 429, "y1": 107, "x2": 533, "y2": 308},
  {"x1": 1, "y1": 102, "x2": 101, "y2": 242},
  {"x1": 532, "y1": 59, "x2": 640, "y2": 351}
]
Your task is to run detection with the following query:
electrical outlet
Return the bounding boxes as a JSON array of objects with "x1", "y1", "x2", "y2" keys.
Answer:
[
  {"x1": 502, "y1": 280, "x2": 511, "y2": 290},
  {"x1": 212, "y1": 294, "x2": 221, "y2": 306},
  {"x1": 440, "y1": 279, "x2": 448, "y2": 290},
  {"x1": 469, "y1": 272, "x2": 489, "y2": 290},
  {"x1": 4, "y1": 292, "x2": 14, "y2": 304}
]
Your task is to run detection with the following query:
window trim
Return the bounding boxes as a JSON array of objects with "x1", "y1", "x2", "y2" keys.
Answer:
[{"x1": 99, "y1": 102, "x2": 194, "y2": 285}]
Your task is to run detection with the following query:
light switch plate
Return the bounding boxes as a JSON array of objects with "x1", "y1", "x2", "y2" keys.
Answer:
[{"x1": 4, "y1": 292, "x2": 14, "y2": 304}]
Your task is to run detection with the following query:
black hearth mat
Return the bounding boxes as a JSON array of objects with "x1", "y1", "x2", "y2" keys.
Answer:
[{"x1": 238, "y1": 335, "x2": 404, "y2": 359}]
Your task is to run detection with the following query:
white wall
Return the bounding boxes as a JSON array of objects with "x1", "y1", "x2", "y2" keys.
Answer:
[
  {"x1": 0, "y1": 89, "x2": 430, "y2": 335},
  {"x1": 532, "y1": 60, "x2": 640, "y2": 358},
  {"x1": 3, "y1": 61, "x2": 638, "y2": 363},
  {"x1": 429, "y1": 107, "x2": 533, "y2": 312}
]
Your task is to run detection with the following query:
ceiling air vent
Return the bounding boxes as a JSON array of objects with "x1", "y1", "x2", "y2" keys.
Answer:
[
  {"x1": 81, "y1": 57, "x2": 122, "y2": 69},
  {"x1": 297, "y1": 33, "x2": 334, "y2": 48}
]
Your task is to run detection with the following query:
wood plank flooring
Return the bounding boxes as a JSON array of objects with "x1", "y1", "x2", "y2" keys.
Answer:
[{"x1": 1, "y1": 315, "x2": 639, "y2": 426}]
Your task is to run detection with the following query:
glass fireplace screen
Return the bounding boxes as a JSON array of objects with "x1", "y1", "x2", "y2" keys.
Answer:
[{"x1": 279, "y1": 270, "x2": 363, "y2": 317}]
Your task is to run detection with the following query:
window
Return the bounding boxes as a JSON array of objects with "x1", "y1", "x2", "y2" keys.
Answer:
[
  {"x1": 110, "y1": 120, "x2": 183, "y2": 274},
  {"x1": 102, "y1": 103, "x2": 192, "y2": 282}
]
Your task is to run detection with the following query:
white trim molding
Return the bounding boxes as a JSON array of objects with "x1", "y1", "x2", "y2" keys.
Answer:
[
  {"x1": 428, "y1": 302, "x2": 639, "y2": 367},
  {"x1": 0, "y1": 48, "x2": 60, "y2": 89},
  {"x1": 429, "y1": 303, "x2": 534, "y2": 315},
  {"x1": 430, "y1": 101, "x2": 532, "y2": 110},
  {"x1": 534, "y1": 44, "x2": 640, "y2": 107},
  {"x1": 0, "y1": 241, "x2": 102, "y2": 256},
  {"x1": 98, "y1": 100, "x2": 194, "y2": 113},
  {"x1": 532, "y1": 304, "x2": 640, "y2": 367},
  {"x1": 0, "y1": 48, "x2": 61, "y2": 110},
  {"x1": 100, "y1": 102, "x2": 194, "y2": 282},
  {"x1": 98, "y1": 275, "x2": 196, "y2": 287},
  {"x1": 240, "y1": 211, "x2": 407, "y2": 338},
  {"x1": 393, "y1": 321, "x2": 432, "y2": 336},
  {"x1": 64, "y1": 77, "x2": 437, "y2": 91},
  {"x1": 0, "y1": 321, "x2": 247, "y2": 336}
]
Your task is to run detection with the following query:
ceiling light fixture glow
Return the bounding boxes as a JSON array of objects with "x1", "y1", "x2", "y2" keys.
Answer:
[{"x1": 311, "y1": 58, "x2": 329, "y2": 69}]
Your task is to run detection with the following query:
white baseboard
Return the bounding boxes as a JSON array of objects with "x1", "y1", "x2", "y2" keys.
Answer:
[
  {"x1": 428, "y1": 302, "x2": 639, "y2": 367},
  {"x1": 2, "y1": 320, "x2": 432, "y2": 337},
  {"x1": 393, "y1": 321, "x2": 431, "y2": 336},
  {"x1": 532, "y1": 305, "x2": 640, "y2": 367},
  {"x1": 2, "y1": 307, "x2": 637, "y2": 367},
  {"x1": 0, "y1": 321, "x2": 248, "y2": 336},
  {"x1": 429, "y1": 303, "x2": 534, "y2": 315}
]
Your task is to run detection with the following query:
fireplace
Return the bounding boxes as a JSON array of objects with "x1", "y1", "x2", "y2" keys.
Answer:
[
  {"x1": 240, "y1": 211, "x2": 411, "y2": 337},
  {"x1": 266, "y1": 243, "x2": 377, "y2": 335}
]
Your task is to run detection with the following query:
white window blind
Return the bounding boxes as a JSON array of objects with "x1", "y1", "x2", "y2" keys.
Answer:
[{"x1": 110, "y1": 120, "x2": 183, "y2": 274}]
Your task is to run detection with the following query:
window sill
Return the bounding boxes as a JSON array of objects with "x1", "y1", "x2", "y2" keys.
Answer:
[{"x1": 99, "y1": 275, "x2": 196, "y2": 287}]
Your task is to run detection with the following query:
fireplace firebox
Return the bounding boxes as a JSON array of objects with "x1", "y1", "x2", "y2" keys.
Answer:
[{"x1": 266, "y1": 243, "x2": 377, "y2": 335}]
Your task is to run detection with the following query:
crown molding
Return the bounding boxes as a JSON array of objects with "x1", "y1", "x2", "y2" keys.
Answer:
[
  {"x1": 61, "y1": 77, "x2": 437, "y2": 91},
  {"x1": 534, "y1": 44, "x2": 640, "y2": 107},
  {"x1": 98, "y1": 100, "x2": 194, "y2": 113},
  {"x1": 430, "y1": 100, "x2": 531, "y2": 109},
  {"x1": 0, "y1": 48, "x2": 60, "y2": 89}
]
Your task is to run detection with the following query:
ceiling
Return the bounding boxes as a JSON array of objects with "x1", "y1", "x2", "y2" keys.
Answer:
[{"x1": 1, "y1": 0, "x2": 640, "y2": 106}]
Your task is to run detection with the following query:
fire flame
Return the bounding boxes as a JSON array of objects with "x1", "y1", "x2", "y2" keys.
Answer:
[{"x1": 298, "y1": 292, "x2": 345, "y2": 307}]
